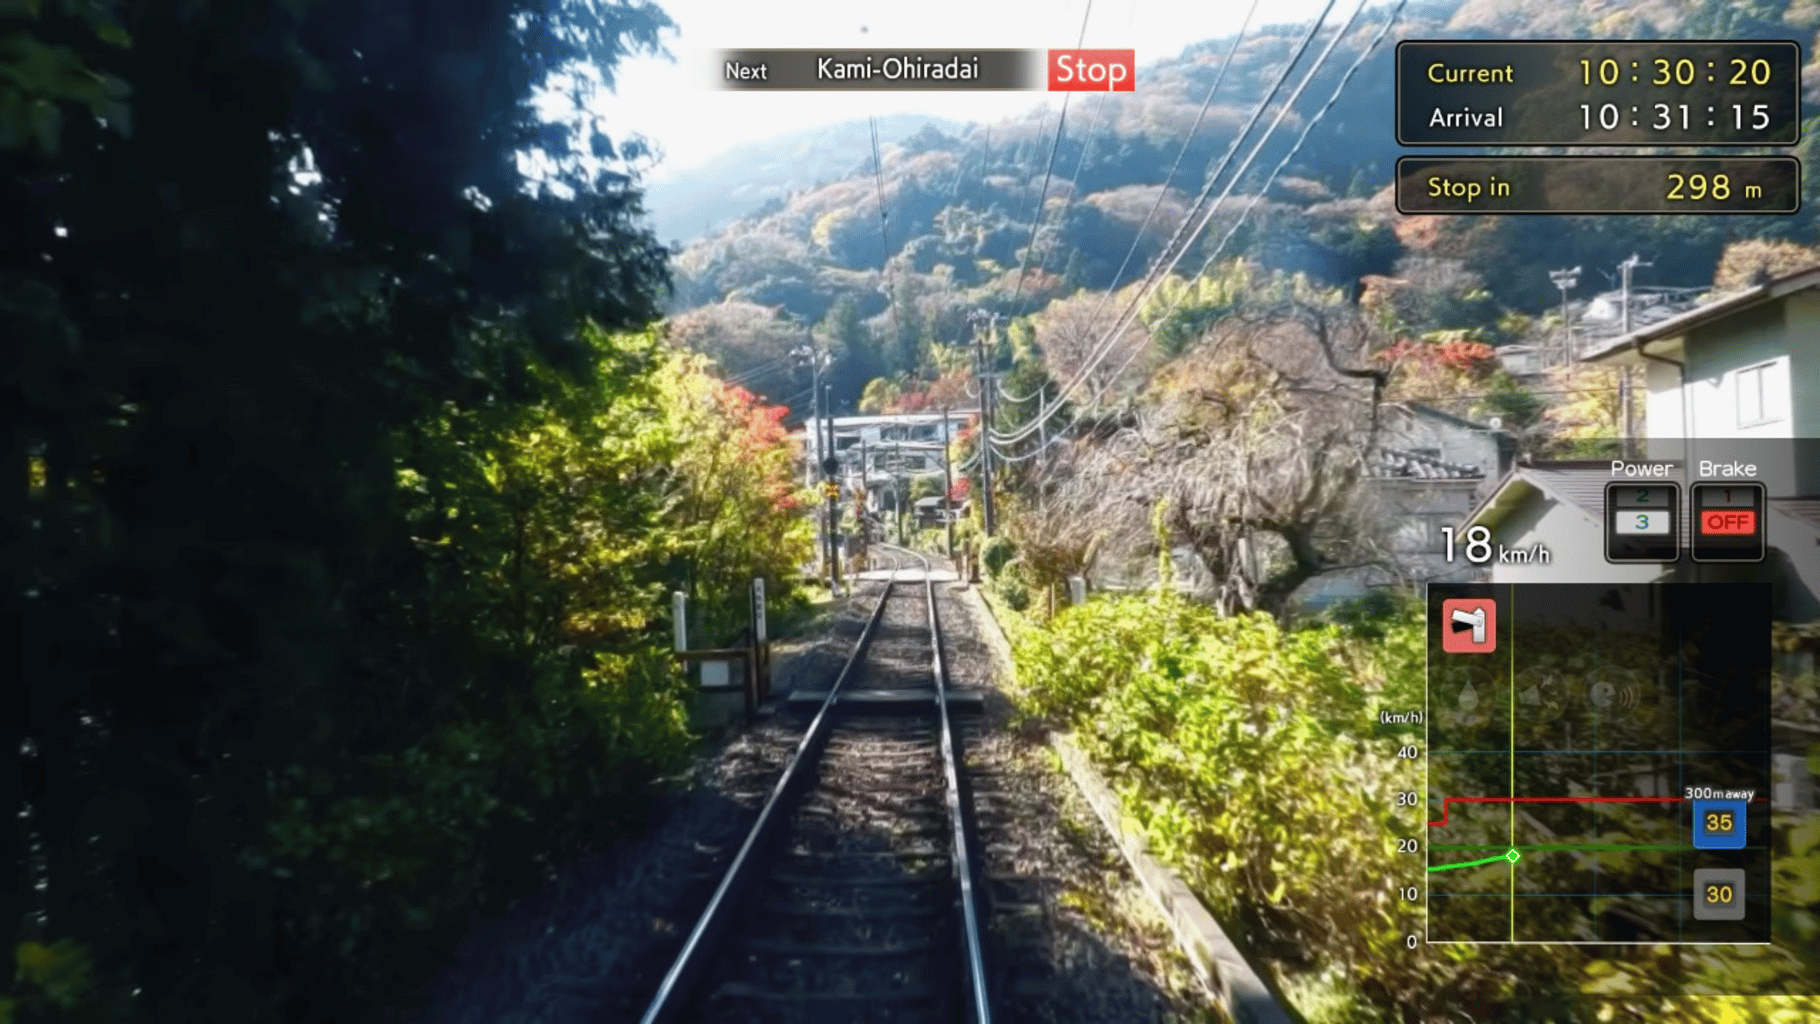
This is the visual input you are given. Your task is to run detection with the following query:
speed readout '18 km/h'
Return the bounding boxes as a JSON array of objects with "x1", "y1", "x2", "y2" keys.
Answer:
[{"x1": 1396, "y1": 156, "x2": 1801, "y2": 215}]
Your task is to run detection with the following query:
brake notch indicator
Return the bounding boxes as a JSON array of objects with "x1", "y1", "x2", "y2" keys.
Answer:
[
  {"x1": 1605, "y1": 481, "x2": 1680, "y2": 563},
  {"x1": 1691, "y1": 481, "x2": 1766, "y2": 563}
]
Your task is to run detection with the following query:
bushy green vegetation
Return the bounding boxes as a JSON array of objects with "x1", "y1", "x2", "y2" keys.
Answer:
[
  {"x1": 981, "y1": 536, "x2": 1017, "y2": 578},
  {"x1": 1009, "y1": 592, "x2": 1820, "y2": 1022}
]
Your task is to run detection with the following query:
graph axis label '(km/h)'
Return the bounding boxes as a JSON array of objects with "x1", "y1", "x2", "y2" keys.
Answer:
[{"x1": 1424, "y1": 583, "x2": 1772, "y2": 946}]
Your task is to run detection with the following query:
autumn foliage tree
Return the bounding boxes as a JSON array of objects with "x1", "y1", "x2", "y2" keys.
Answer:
[
  {"x1": 659, "y1": 353, "x2": 813, "y2": 639},
  {"x1": 1710, "y1": 238, "x2": 1820, "y2": 292}
]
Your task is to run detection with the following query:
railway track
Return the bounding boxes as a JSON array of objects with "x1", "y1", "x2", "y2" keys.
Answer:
[{"x1": 637, "y1": 545, "x2": 991, "y2": 1024}]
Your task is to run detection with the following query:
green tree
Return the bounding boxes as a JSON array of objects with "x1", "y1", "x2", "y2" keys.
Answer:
[{"x1": 8, "y1": 1, "x2": 674, "y2": 1020}]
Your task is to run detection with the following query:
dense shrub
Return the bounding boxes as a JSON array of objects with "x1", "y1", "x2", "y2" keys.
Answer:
[
  {"x1": 1012, "y1": 593, "x2": 1820, "y2": 1022},
  {"x1": 981, "y1": 535, "x2": 1017, "y2": 578},
  {"x1": 1015, "y1": 595, "x2": 1570, "y2": 1019}
]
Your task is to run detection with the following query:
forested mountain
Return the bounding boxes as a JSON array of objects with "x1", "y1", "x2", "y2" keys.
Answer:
[
  {"x1": 660, "y1": 0, "x2": 1820, "y2": 419},
  {"x1": 643, "y1": 114, "x2": 964, "y2": 244}
]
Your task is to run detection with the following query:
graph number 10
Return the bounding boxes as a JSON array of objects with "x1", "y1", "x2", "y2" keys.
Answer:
[{"x1": 1441, "y1": 525, "x2": 1494, "y2": 564}]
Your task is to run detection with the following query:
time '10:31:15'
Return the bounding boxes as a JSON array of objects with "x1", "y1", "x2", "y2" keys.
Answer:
[{"x1": 1581, "y1": 102, "x2": 1771, "y2": 131}]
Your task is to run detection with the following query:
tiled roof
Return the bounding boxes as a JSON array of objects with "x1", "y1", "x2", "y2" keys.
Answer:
[
  {"x1": 1513, "y1": 462, "x2": 1610, "y2": 518},
  {"x1": 1372, "y1": 447, "x2": 1484, "y2": 480}
]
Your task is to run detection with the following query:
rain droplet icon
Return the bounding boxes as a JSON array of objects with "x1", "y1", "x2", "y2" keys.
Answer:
[{"x1": 1459, "y1": 681, "x2": 1479, "y2": 712}]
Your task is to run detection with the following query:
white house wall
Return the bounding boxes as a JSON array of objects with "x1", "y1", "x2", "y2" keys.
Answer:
[
  {"x1": 1640, "y1": 294, "x2": 1819, "y2": 493},
  {"x1": 1486, "y1": 490, "x2": 1664, "y2": 586},
  {"x1": 1788, "y1": 292, "x2": 1820, "y2": 439},
  {"x1": 1666, "y1": 302, "x2": 1793, "y2": 439}
]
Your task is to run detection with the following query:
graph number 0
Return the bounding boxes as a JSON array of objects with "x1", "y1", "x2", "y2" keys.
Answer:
[
  {"x1": 1441, "y1": 525, "x2": 1494, "y2": 565},
  {"x1": 1706, "y1": 883, "x2": 1735, "y2": 903}
]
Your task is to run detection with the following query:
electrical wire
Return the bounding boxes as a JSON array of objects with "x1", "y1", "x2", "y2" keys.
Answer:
[
  {"x1": 993, "y1": 0, "x2": 1261, "y2": 408},
  {"x1": 949, "y1": 125, "x2": 991, "y2": 204},
  {"x1": 1081, "y1": 0, "x2": 1400, "y2": 412},
  {"x1": 870, "y1": 114, "x2": 908, "y2": 365},
  {"x1": 1007, "y1": 0, "x2": 1096, "y2": 319},
  {"x1": 1194, "y1": 0, "x2": 1404, "y2": 291},
  {"x1": 991, "y1": 0, "x2": 1343, "y2": 447},
  {"x1": 724, "y1": 354, "x2": 796, "y2": 387}
]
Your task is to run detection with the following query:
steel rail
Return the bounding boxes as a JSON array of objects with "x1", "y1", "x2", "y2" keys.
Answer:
[
  {"x1": 636, "y1": 549, "x2": 910, "y2": 1024},
  {"x1": 876, "y1": 542, "x2": 992, "y2": 1024}
]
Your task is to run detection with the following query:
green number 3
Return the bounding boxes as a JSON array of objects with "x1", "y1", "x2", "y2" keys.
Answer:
[{"x1": 1636, "y1": 514, "x2": 1649, "y2": 529}]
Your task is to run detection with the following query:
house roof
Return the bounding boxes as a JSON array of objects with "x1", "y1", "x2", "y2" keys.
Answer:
[
  {"x1": 1579, "y1": 263, "x2": 1820, "y2": 365},
  {"x1": 1466, "y1": 461, "x2": 1610, "y2": 529},
  {"x1": 812, "y1": 414, "x2": 961, "y2": 429},
  {"x1": 1402, "y1": 402, "x2": 1503, "y2": 435},
  {"x1": 1372, "y1": 447, "x2": 1484, "y2": 480}
]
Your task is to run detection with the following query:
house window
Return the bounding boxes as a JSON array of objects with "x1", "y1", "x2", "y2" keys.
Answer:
[{"x1": 1735, "y1": 361, "x2": 1781, "y2": 427}]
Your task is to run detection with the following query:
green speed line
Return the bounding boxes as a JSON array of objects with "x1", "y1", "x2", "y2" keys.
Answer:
[{"x1": 1430, "y1": 848, "x2": 1522, "y2": 873}]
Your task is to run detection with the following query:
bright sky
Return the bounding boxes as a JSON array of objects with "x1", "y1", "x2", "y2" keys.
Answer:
[{"x1": 594, "y1": 0, "x2": 1348, "y2": 181}]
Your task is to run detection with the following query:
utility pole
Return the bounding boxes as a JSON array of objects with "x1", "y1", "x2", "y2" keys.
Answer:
[
  {"x1": 810, "y1": 356, "x2": 827, "y2": 578},
  {"x1": 969, "y1": 310, "x2": 997, "y2": 537},
  {"x1": 1549, "y1": 266, "x2": 1580, "y2": 368},
  {"x1": 799, "y1": 340, "x2": 839, "y2": 593},
  {"x1": 941, "y1": 406, "x2": 955, "y2": 559},
  {"x1": 824, "y1": 381, "x2": 841, "y2": 594},
  {"x1": 1618, "y1": 254, "x2": 1651, "y2": 459},
  {"x1": 894, "y1": 444, "x2": 907, "y2": 545},
  {"x1": 858, "y1": 435, "x2": 869, "y2": 537}
]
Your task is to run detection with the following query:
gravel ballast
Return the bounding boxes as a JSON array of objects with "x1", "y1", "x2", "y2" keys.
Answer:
[{"x1": 399, "y1": 568, "x2": 1223, "y2": 1023}]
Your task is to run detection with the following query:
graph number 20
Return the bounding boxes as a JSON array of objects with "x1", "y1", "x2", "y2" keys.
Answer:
[
  {"x1": 1441, "y1": 525, "x2": 1494, "y2": 564},
  {"x1": 1705, "y1": 811, "x2": 1736, "y2": 833},
  {"x1": 1705, "y1": 883, "x2": 1735, "y2": 904}
]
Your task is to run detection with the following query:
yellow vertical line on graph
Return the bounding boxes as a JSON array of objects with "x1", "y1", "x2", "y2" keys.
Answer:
[{"x1": 1506, "y1": 585, "x2": 1521, "y2": 945}]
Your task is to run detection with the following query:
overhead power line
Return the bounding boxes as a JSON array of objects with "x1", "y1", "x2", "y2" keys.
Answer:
[
  {"x1": 1007, "y1": 0, "x2": 1096, "y2": 318},
  {"x1": 870, "y1": 114, "x2": 909, "y2": 371},
  {"x1": 991, "y1": 0, "x2": 1344, "y2": 447},
  {"x1": 1083, "y1": 0, "x2": 1403, "y2": 409},
  {"x1": 995, "y1": 0, "x2": 1261, "y2": 407}
]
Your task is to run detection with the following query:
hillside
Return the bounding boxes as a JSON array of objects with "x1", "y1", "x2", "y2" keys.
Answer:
[
  {"x1": 657, "y1": 0, "x2": 1820, "y2": 419},
  {"x1": 643, "y1": 115, "x2": 966, "y2": 245}
]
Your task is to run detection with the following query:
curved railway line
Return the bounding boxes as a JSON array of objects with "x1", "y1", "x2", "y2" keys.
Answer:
[{"x1": 637, "y1": 544, "x2": 992, "y2": 1024}]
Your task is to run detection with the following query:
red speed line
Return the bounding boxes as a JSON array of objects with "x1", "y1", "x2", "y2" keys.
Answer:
[{"x1": 1427, "y1": 795, "x2": 1682, "y2": 828}]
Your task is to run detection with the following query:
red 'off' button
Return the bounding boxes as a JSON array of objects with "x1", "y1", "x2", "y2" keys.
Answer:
[{"x1": 1700, "y1": 509, "x2": 1756, "y2": 535}]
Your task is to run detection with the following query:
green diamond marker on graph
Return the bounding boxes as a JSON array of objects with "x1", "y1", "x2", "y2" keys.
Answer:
[{"x1": 1504, "y1": 849, "x2": 1522, "y2": 864}]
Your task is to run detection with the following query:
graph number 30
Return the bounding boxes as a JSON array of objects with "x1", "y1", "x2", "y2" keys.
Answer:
[{"x1": 1706, "y1": 883, "x2": 1735, "y2": 904}]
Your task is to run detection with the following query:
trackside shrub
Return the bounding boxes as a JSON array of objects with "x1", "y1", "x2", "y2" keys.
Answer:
[
  {"x1": 1012, "y1": 594, "x2": 1563, "y2": 1020},
  {"x1": 1013, "y1": 594, "x2": 1820, "y2": 1021},
  {"x1": 981, "y1": 535, "x2": 1016, "y2": 578}
]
